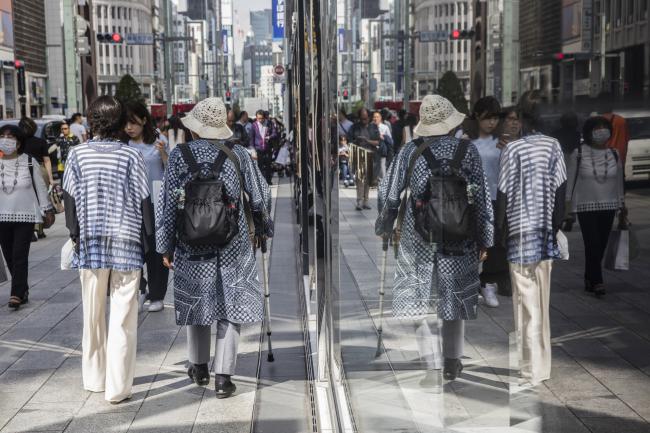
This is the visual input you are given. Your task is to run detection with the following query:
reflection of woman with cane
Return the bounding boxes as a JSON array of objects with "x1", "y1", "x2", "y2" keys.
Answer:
[{"x1": 376, "y1": 96, "x2": 493, "y2": 385}]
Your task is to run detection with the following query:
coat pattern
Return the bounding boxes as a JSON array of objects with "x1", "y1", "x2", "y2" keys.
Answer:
[
  {"x1": 376, "y1": 136, "x2": 494, "y2": 321},
  {"x1": 156, "y1": 139, "x2": 273, "y2": 326}
]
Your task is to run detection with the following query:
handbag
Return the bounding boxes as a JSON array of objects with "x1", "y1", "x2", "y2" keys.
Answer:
[
  {"x1": 60, "y1": 239, "x2": 74, "y2": 270},
  {"x1": 556, "y1": 230, "x2": 569, "y2": 260},
  {"x1": 604, "y1": 229, "x2": 629, "y2": 271},
  {"x1": 49, "y1": 185, "x2": 65, "y2": 214}
]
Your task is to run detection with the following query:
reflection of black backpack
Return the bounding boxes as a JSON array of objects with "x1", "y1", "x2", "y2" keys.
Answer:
[
  {"x1": 177, "y1": 142, "x2": 242, "y2": 247},
  {"x1": 413, "y1": 140, "x2": 475, "y2": 244}
]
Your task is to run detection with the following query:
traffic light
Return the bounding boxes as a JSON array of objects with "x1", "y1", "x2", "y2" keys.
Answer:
[
  {"x1": 15, "y1": 60, "x2": 25, "y2": 96},
  {"x1": 449, "y1": 29, "x2": 475, "y2": 40},
  {"x1": 225, "y1": 91, "x2": 232, "y2": 103},
  {"x1": 342, "y1": 89, "x2": 349, "y2": 101},
  {"x1": 554, "y1": 52, "x2": 565, "y2": 60},
  {"x1": 96, "y1": 33, "x2": 123, "y2": 43}
]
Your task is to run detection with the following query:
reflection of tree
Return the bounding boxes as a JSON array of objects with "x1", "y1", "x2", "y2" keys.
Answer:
[{"x1": 436, "y1": 71, "x2": 469, "y2": 115}]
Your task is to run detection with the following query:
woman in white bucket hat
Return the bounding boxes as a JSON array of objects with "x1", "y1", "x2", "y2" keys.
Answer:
[
  {"x1": 156, "y1": 97, "x2": 274, "y2": 398},
  {"x1": 375, "y1": 95, "x2": 494, "y2": 384}
]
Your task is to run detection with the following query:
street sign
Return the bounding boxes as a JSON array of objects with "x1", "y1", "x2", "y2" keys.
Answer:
[
  {"x1": 125, "y1": 33, "x2": 154, "y2": 45},
  {"x1": 418, "y1": 31, "x2": 449, "y2": 43},
  {"x1": 274, "y1": 65, "x2": 285, "y2": 76}
]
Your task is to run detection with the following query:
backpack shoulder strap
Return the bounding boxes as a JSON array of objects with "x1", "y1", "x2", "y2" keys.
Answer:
[
  {"x1": 420, "y1": 147, "x2": 439, "y2": 172},
  {"x1": 610, "y1": 147, "x2": 619, "y2": 162},
  {"x1": 570, "y1": 145, "x2": 582, "y2": 201},
  {"x1": 178, "y1": 143, "x2": 201, "y2": 174},
  {"x1": 451, "y1": 139, "x2": 470, "y2": 169},
  {"x1": 395, "y1": 138, "x2": 433, "y2": 237}
]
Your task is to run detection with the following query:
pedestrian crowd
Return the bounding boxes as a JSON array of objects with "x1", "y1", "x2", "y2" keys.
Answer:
[{"x1": 0, "y1": 96, "x2": 275, "y2": 403}]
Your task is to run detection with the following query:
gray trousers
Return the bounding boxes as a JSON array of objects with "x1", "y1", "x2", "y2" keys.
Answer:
[
  {"x1": 414, "y1": 318, "x2": 464, "y2": 370},
  {"x1": 187, "y1": 320, "x2": 242, "y2": 376}
]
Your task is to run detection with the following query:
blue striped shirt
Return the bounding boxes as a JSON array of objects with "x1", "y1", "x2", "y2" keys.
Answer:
[
  {"x1": 498, "y1": 134, "x2": 566, "y2": 264},
  {"x1": 63, "y1": 140, "x2": 150, "y2": 270}
]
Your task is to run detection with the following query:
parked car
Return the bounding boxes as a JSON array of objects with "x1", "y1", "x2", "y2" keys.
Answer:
[{"x1": 618, "y1": 111, "x2": 650, "y2": 182}]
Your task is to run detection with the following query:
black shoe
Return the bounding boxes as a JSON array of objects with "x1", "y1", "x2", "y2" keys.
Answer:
[
  {"x1": 584, "y1": 279, "x2": 594, "y2": 293},
  {"x1": 187, "y1": 363, "x2": 210, "y2": 386},
  {"x1": 593, "y1": 284, "x2": 606, "y2": 297},
  {"x1": 31, "y1": 233, "x2": 38, "y2": 242},
  {"x1": 37, "y1": 232, "x2": 46, "y2": 239},
  {"x1": 215, "y1": 374, "x2": 236, "y2": 399},
  {"x1": 355, "y1": 205, "x2": 363, "y2": 211},
  {"x1": 443, "y1": 358, "x2": 463, "y2": 381}
]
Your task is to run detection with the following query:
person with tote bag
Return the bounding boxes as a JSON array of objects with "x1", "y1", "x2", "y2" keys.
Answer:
[{"x1": 566, "y1": 116, "x2": 625, "y2": 296}]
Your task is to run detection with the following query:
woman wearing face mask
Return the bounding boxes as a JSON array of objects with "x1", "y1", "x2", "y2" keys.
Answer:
[
  {"x1": 125, "y1": 101, "x2": 169, "y2": 313},
  {"x1": 566, "y1": 116, "x2": 624, "y2": 297},
  {"x1": 0, "y1": 125, "x2": 52, "y2": 309}
]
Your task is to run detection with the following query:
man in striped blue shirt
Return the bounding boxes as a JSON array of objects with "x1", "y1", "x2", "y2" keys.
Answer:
[
  {"x1": 63, "y1": 96, "x2": 154, "y2": 404},
  {"x1": 496, "y1": 91, "x2": 567, "y2": 386}
]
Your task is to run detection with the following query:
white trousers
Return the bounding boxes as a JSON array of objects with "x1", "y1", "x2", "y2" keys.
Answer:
[
  {"x1": 509, "y1": 260, "x2": 552, "y2": 384},
  {"x1": 80, "y1": 269, "x2": 140, "y2": 402}
]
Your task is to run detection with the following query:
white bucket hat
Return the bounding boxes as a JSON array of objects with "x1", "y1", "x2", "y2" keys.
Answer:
[
  {"x1": 181, "y1": 97, "x2": 233, "y2": 140},
  {"x1": 413, "y1": 95, "x2": 466, "y2": 137}
]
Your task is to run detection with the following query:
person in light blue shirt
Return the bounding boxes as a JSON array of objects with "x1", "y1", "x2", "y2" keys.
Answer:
[
  {"x1": 125, "y1": 101, "x2": 169, "y2": 313},
  {"x1": 466, "y1": 96, "x2": 508, "y2": 307}
]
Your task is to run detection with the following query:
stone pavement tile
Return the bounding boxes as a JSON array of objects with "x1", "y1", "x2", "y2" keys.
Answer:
[
  {"x1": 191, "y1": 377, "x2": 257, "y2": 433},
  {"x1": 0, "y1": 369, "x2": 54, "y2": 393},
  {"x1": 574, "y1": 355, "x2": 642, "y2": 379},
  {"x1": 544, "y1": 366, "x2": 611, "y2": 402},
  {"x1": 29, "y1": 374, "x2": 90, "y2": 404},
  {"x1": 0, "y1": 390, "x2": 34, "y2": 411},
  {"x1": 63, "y1": 411, "x2": 136, "y2": 433},
  {"x1": 0, "y1": 401, "x2": 82, "y2": 433},
  {"x1": 580, "y1": 416, "x2": 650, "y2": 433},
  {"x1": 565, "y1": 395, "x2": 640, "y2": 419},
  {"x1": 595, "y1": 376, "x2": 650, "y2": 421},
  {"x1": 127, "y1": 384, "x2": 203, "y2": 433}
]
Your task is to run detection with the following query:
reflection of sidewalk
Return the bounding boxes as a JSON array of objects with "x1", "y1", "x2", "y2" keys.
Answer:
[
  {"x1": 338, "y1": 185, "x2": 650, "y2": 433},
  {"x1": 0, "y1": 179, "x2": 310, "y2": 433}
]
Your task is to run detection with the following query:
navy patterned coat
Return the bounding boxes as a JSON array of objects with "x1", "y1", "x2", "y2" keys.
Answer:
[
  {"x1": 156, "y1": 139, "x2": 273, "y2": 326},
  {"x1": 376, "y1": 136, "x2": 494, "y2": 321}
]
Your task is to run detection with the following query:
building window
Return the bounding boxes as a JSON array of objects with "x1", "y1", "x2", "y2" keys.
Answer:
[
  {"x1": 615, "y1": 0, "x2": 622, "y2": 26},
  {"x1": 117, "y1": 7, "x2": 121, "y2": 20},
  {"x1": 627, "y1": 0, "x2": 634, "y2": 24},
  {"x1": 111, "y1": 6, "x2": 115, "y2": 19},
  {"x1": 641, "y1": 0, "x2": 648, "y2": 20}
]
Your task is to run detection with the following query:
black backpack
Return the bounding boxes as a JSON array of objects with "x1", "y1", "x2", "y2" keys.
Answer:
[
  {"x1": 176, "y1": 142, "x2": 248, "y2": 247},
  {"x1": 412, "y1": 140, "x2": 475, "y2": 244}
]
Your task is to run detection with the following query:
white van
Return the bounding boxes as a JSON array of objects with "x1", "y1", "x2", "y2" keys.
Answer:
[{"x1": 620, "y1": 111, "x2": 650, "y2": 181}]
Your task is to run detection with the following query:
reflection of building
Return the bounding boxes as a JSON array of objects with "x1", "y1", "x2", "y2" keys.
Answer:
[
  {"x1": 519, "y1": 0, "x2": 562, "y2": 102},
  {"x1": 0, "y1": 0, "x2": 16, "y2": 119},
  {"x1": 413, "y1": 0, "x2": 474, "y2": 100},
  {"x1": 250, "y1": 9, "x2": 272, "y2": 43},
  {"x1": 559, "y1": 0, "x2": 650, "y2": 102},
  {"x1": 93, "y1": 0, "x2": 155, "y2": 100},
  {"x1": 13, "y1": 0, "x2": 48, "y2": 117},
  {"x1": 484, "y1": 0, "x2": 520, "y2": 105}
]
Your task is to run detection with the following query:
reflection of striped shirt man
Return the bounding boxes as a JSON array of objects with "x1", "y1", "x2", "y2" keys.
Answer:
[
  {"x1": 63, "y1": 140, "x2": 150, "y2": 271},
  {"x1": 498, "y1": 134, "x2": 566, "y2": 264}
]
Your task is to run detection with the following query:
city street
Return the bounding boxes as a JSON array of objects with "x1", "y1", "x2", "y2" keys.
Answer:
[{"x1": 0, "y1": 181, "x2": 311, "y2": 433}]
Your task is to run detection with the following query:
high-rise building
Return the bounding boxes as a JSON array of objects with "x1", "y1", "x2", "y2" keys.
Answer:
[
  {"x1": 519, "y1": 0, "x2": 562, "y2": 102},
  {"x1": 250, "y1": 9, "x2": 272, "y2": 43},
  {"x1": 93, "y1": 0, "x2": 155, "y2": 100},
  {"x1": 243, "y1": 41, "x2": 273, "y2": 89},
  {"x1": 413, "y1": 0, "x2": 474, "y2": 100},
  {"x1": 0, "y1": 0, "x2": 17, "y2": 119},
  {"x1": 12, "y1": 0, "x2": 48, "y2": 117},
  {"x1": 484, "y1": 0, "x2": 520, "y2": 105}
]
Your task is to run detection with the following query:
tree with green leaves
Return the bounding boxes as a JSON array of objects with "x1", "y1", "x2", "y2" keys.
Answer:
[
  {"x1": 115, "y1": 74, "x2": 145, "y2": 105},
  {"x1": 436, "y1": 71, "x2": 469, "y2": 115}
]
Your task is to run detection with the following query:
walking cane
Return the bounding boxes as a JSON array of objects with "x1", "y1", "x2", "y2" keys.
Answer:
[
  {"x1": 375, "y1": 236, "x2": 390, "y2": 358},
  {"x1": 260, "y1": 239, "x2": 275, "y2": 362}
]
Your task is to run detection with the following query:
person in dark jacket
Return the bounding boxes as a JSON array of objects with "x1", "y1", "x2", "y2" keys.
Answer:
[{"x1": 347, "y1": 108, "x2": 381, "y2": 211}]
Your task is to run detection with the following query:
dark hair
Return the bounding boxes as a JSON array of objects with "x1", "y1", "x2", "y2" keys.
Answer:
[
  {"x1": 582, "y1": 116, "x2": 613, "y2": 147},
  {"x1": 18, "y1": 117, "x2": 37, "y2": 138},
  {"x1": 256, "y1": 110, "x2": 265, "y2": 117},
  {"x1": 70, "y1": 113, "x2": 83, "y2": 123},
  {"x1": 517, "y1": 90, "x2": 543, "y2": 135},
  {"x1": 464, "y1": 96, "x2": 502, "y2": 139},
  {"x1": 87, "y1": 96, "x2": 126, "y2": 140},
  {"x1": 239, "y1": 111, "x2": 248, "y2": 120},
  {"x1": 0, "y1": 124, "x2": 26, "y2": 153},
  {"x1": 125, "y1": 101, "x2": 158, "y2": 144},
  {"x1": 339, "y1": 109, "x2": 348, "y2": 118},
  {"x1": 357, "y1": 107, "x2": 369, "y2": 118},
  {"x1": 596, "y1": 92, "x2": 614, "y2": 114}
]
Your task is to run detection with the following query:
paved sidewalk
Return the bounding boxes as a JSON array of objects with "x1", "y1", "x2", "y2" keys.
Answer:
[
  {"x1": 0, "y1": 180, "x2": 310, "y2": 433},
  {"x1": 337, "y1": 184, "x2": 650, "y2": 433}
]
